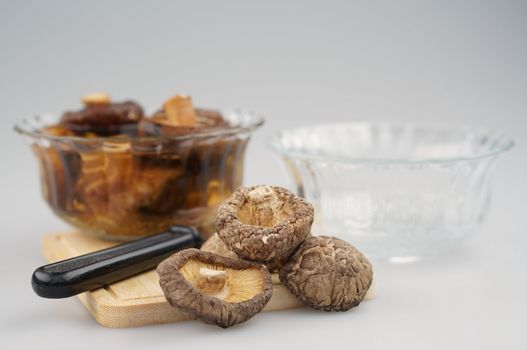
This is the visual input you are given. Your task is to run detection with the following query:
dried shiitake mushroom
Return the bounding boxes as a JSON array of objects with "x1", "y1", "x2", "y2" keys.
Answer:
[
  {"x1": 201, "y1": 233, "x2": 239, "y2": 260},
  {"x1": 201, "y1": 233, "x2": 283, "y2": 272},
  {"x1": 279, "y1": 236, "x2": 373, "y2": 311},
  {"x1": 216, "y1": 185, "x2": 314, "y2": 268},
  {"x1": 157, "y1": 249, "x2": 272, "y2": 328}
]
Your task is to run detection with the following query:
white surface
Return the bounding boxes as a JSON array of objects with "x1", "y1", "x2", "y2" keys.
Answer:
[{"x1": 1, "y1": 1, "x2": 526, "y2": 349}]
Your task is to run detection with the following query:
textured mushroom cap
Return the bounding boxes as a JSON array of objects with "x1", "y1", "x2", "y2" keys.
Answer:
[
  {"x1": 157, "y1": 249, "x2": 273, "y2": 328},
  {"x1": 279, "y1": 236, "x2": 373, "y2": 311},
  {"x1": 216, "y1": 185, "x2": 314, "y2": 267}
]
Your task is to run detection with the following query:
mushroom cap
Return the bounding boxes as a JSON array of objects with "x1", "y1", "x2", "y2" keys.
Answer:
[
  {"x1": 60, "y1": 100, "x2": 144, "y2": 136},
  {"x1": 216, "y1": 185, "x2": 314, "y2": 267},
  {"x1": 157, "y1": 249, "x2": 273, "y2": 328},
  {"x1": 279, "y1": 236, "x2": 373, "y2": 311}
]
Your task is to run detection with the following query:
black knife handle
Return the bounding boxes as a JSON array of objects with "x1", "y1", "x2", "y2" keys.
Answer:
[{"x1": 32, "y1": 225, "x2": 202, "y2": 299}]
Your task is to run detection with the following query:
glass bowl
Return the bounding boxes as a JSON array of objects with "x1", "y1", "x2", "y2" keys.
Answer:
[
  {"x1": 268, "y1": 122, "x2": 513, "y2": 262},
  {"x1": 16, "y1": 110, "x2": 264, "y2": 241}
]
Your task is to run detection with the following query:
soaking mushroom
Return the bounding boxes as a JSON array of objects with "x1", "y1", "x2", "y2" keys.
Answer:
[
  {"x1": 60, "y1": 93, "x2": 144, "y2": 136},
  {"x1": 139, "y1": 94, "x2": 229, "y2": 137},
  {"x1": 216, "y1": 185, "x2": 314, "y2": 269},
  {"x1": 279, "y1": 236, "x2": 373, "y2": 311},
  {"x1": 157, "y1": 249, "x2": 272, "y2": 328}
]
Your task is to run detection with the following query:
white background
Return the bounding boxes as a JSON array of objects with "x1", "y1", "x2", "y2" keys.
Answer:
[{"x1": 1, "y1": 1, "x2": 526, "y2": 349}]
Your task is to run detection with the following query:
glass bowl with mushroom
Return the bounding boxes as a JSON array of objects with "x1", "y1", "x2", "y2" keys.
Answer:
[
  {"x1": 268, "y1": 122, "x2": 513, "y2": 262},
  {"x1": 15, "y1": 93, "x2": 264, "y2": 241}
]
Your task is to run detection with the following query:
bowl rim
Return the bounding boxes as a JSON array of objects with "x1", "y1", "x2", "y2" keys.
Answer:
[
  {"x1": 14, "y1": 109, "x2": 265, "y2": 143},
  {"x1": 267, "y1": 121, "x2": 515, "y2": 164}
]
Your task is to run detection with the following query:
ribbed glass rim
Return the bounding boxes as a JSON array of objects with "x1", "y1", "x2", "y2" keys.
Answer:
[
  {"x1": 14, "y1": 109, "x2": 265, "y2": 143},
  {"x1": 267, "y1": 121, "x2": 514, "y2": 164}
]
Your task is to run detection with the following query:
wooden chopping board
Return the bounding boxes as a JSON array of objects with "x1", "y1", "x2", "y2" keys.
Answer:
[{"x1": 42, "y1": 232, "x2": 375, "y2": 328}]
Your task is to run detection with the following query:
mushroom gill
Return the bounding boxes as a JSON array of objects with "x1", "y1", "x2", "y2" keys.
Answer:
[{"x1": 179, "y1": 258, "x2": 265, "y2": 303}]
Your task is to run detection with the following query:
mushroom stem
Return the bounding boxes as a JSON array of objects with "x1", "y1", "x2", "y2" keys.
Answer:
[
  {"x1": 163, "y1": 95, "x2": 196, "y2": 126},
  {"x1": 197, "y1": 267, "x2": 227, "y2": 293},
  {"x1": 82, "y1": 93, "x2": 111, "y2": 106},
  {"x1": 246, "y1": 186, "x2": 281, "y2": 227}
]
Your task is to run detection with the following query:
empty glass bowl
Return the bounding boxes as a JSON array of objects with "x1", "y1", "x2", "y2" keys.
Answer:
[{"x1": 269, "y1": 122, "x2": 513, "y2": 262}]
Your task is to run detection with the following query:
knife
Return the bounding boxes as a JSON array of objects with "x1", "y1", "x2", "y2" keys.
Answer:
[{"x1": 32, "y1": 225, "x2": 202, "y2": 298}]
